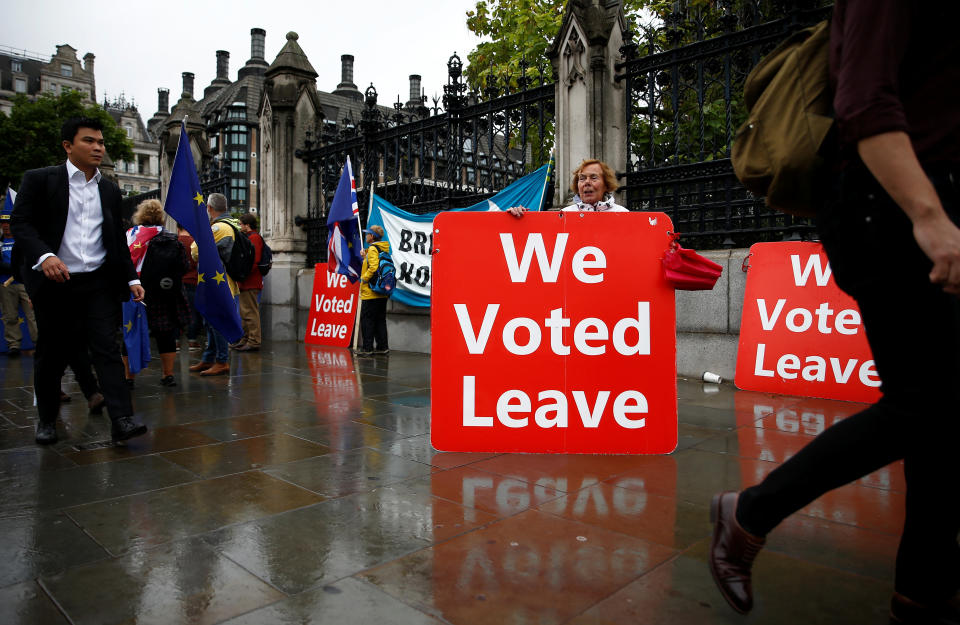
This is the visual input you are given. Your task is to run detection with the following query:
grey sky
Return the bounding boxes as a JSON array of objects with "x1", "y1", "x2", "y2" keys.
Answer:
[{"x1": 4, "y1": 0, "x2": 481, "y2": 120}]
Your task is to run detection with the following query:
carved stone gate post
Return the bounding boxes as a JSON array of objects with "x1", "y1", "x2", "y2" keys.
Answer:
[
  {"x1": 549, "y1": 0, "x2": 628, "y2": 206},
  {"x1": 258, "y1": 32, "x2": 321, "y2": 340}
]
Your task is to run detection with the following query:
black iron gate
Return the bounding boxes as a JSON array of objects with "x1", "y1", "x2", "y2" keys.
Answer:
[
  {"x1": 616, "y1": 1, "x2": 832, "y2": 248},
  {"x1": 296, "y1": 54, "x2": 555, "y2": 266}
]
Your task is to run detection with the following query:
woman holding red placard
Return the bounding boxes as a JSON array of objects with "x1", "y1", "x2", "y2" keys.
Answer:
[{"x1": 507, "y1": 159, "x2": 627, "y2": 216}]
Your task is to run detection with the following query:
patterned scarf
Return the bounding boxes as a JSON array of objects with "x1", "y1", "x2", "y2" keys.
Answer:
[
  {"x1": 571, "y1": 193, "x2": 617, "y2": 212},
  {"x1": 126, "y1": 225, "x2": 163, "y2": 274}
]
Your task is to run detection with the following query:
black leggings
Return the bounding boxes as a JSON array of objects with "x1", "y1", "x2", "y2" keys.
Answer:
[{"x1": 737, "y1": 165, "x2": 960, "y2": 602}]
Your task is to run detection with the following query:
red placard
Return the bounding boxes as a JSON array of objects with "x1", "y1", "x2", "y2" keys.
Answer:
[
  {"x1": 430, "y1": 212, "x2": 677, "y2": 454},
  {"x1": 304, "y1": 264, "x2": 360, "y2": 347},
  {"x1": 735, "y1": 242, "x2": 881, "y2": 403}
]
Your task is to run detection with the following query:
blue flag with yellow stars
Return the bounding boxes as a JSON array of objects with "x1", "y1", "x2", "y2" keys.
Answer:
[
  {"x1": 162, "y1": 121, "x2": 243, "y2": 343},
  {"x1": 122, "y1": 297, "x2": 151, "y2": 373}
]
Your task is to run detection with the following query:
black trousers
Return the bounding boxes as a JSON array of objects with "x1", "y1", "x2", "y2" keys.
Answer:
[
  {"x1": 360, "y1": 297, "x2": 388, "y2": 351},
  {"x1": 32, "y1": 268, "x2": 133, "y2": 424},
  {"x1": 738, "y1": 165, "x2": 960, "y2": 602}
]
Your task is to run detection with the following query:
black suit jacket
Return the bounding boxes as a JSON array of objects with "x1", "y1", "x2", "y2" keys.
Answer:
[{"x1": 10, "y1": 164, "x2": 137, "y2": 301}]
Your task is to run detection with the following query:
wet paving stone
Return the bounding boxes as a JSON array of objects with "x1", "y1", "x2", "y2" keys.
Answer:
[
  {"x1": 360, "y1": 509, "x2": 677, "y2": 625},
  {"x1": 264, "y1": 447, "x2": 435, "y2": 499},
  {"x1": 368, "y1": 433, "x2": 502, "y2": 469},
  {"x1": 0, "y1": 447, "x2": 75, "y2": 478},
  {"x1": 161, "y1": 434, "x2": 333, "y2": 478},
  {"x1": 60, "y1": 425, "x2": 221, "y2": 465},
  {"x1": 0, "y1": 513, "x2": 108, "y2": 587},
  {"x1": 0, "y1": 345, "x2": 920, "y2": 624},
  {"x1": 179, "y1": 411, "x2": 295, "y2": 442},
  {"x1": 0, "y1": 581, "x2": 69, "y2": 625},
  {"x1": 288, "y1": 420, "x2": 409, "y2": 451},
  {"x1": 40, "y1": 537, "x2": 284, "y2": 625},
  {"x1": 217, "y1": 577, "x2": 444, "y2": 625},
  {"x1": 0, "y1": 455, "x2": 197, "y2": 519},
  {"x1": 567, "y1": 541, "x2": 893, "y2": 625},
  {"x1": 65, "y1": 471, "x2": 324, "y2": 555},
  {"x1": 204, "y1": 491, "x2": 440, "y2": 594}
]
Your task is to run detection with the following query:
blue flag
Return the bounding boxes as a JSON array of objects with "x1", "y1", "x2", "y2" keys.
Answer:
[
  {"x1": 122, "y1": 298, "x2": 151, "y2": 373},
  {"x1": 366, "y1": 163, "x2": 552, "y2": 307},
  {"x1": 326, "y1": 157, "x2": 364, "y2": 283},
  {"x1": 162, "y1": 122, "x2": 243, "y2": 343}
]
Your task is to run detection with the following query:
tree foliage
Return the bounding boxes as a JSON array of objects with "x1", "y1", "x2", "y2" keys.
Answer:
[{"x1": 0, "y1": 90, "x2": 133, "y2": 190}]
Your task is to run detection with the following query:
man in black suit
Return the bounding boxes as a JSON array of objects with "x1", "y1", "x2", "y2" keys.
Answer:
[{"x1": 11, "y1": 117, "x2": 147, "y2": 445}]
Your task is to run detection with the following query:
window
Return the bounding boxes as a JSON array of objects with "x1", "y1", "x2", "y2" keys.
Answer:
[
  {"x1": 11, "y1": 60, "x2": 21, "y2": 72},
  {"x1": 230, "y1": 188, "x2": 247, "y2": 202},
  {"x1": 227, "y1": 125, "x2": 247, "y2": 146},
  {"x1": 140, "y1": 186, "x2": 149, "y2": 192},
  {"x1": 61, "y1": 64, "x2": 73, "y2": 77},
  {"x1": 49, "y1": 82, "x2": 57, "y2": 93},
  {"x1": 14, "y1": 78, "x2": 26, "y2": 93},
  {"x1": 209, "y1": 135, "x2": 218, "y2": 151},
  {"x1": 227, "y1": 107, "x2": 246, "y2": 120},
  {"x1": 230, "y1": 150, "x2": 248, "y2": 172},
  {"x1": 230, "y1": 178, "x2": 248, "y2": 189},
  {"x1": 124, "y1": 184, "x2": 133, "y2": 192}
]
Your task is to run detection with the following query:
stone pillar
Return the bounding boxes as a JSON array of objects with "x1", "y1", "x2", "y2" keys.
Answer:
[
  {"x1": 549, "y1": 0, "x2": 628, "y2": 206},
  {"x1": 258, "y1": 32, "x2": 320, "y2": 341}
]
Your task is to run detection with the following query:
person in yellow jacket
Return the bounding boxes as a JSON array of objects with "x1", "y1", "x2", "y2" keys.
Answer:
[
  {"x1": 357, "y1": 224, "x2": 390, "y2": 355},
  {"x1": 187, "y1": 193, "x2": 239, "y2": 376}
]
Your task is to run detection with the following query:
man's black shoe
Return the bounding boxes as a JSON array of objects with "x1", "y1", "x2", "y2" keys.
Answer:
[
  {"x1": 35, "y1": 422, "x2": 57, "y2": 445},
  {"x1": 111, "y1": 416, "x2": 147, "y2": 443},
  {"x1": 7, "y1": 347, "x2": 20, "y2": 358}
]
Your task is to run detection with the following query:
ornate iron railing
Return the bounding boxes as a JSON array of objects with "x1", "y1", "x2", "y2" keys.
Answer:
[
  {"x1": 616, "y1": 0, "x2": 832, "y2": 248},
  {"x1": 296, "y1": 53, "x2": 555, "y2": 266}
]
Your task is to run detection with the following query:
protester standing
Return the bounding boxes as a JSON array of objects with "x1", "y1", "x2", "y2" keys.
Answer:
[
  {"x1": 177, "y1": 223, "x2": 202, "y2": 350},
  {"x1": 1, "y1": 210, "x2": 38, "y2": 356},
  {"x1": 234, "y1": 212, "x2": 263, "y2": 352},
  {"x1": 357, "y1": 225, "x2": 390, "y2": 355},
  {"x1": 188, "y1": 193, "x2": 238, "y2": 376}
]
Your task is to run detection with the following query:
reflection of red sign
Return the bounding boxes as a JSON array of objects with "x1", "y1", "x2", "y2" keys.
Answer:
[
  {"x1": 304, "y1": 265, "x2": 360, "y2": 347},
  {"x1": 735, "y1": 242, "x2": 881, "y2": 403},
  {"x1": 305, "y1": 344, "x2": 362, "y2": 415},
  {"x1": 733, "y1": 392, "x2": 905, "y2": 527},
  {"x1": 430, "y1": 212, "x2": 678, "y2": 454}
]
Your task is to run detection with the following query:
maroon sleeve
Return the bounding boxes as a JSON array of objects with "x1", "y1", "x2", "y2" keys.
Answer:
[{"x1": 832, "y1": 0, "x2": 912, "y2": 146}]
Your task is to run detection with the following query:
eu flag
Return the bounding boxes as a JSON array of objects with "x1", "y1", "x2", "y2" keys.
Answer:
[
  {"x1": 326, "y1": 156, "x2": 363, "y2": 282},
  {"x1": 122, "y1": 298, "x2": 151, "y2": 373},
  {"x1": 163, "y1": 122, "x2": 243, "y2": 343}
]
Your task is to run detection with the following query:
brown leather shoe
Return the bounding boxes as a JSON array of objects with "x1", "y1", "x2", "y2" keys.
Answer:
[
  {"x1": 891, "y1": 591, "x2": 960, "y2": 625},
  {"x1": 87, "y1": 392, "x2": 105, "y2": 415},
  {"x1": 189, "y1": 361, "x2": 213, "y2": 372},
  {"x1": 200, "y1": 362, "x2": 230, "y2": 376},
  {"x1": 709, "y1": 491, "x2": 765, "y2": 614}
]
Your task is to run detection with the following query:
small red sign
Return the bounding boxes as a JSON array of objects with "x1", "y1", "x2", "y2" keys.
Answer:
[
  {"x1": 430, "y1": 212, "x2": 678, "y2": 454},
  {"x1": 304, "y1": 265, "x2": 360, "y2": 348},
  {"x1": 735, "y1": 242, "x2": 881, "y2": 403}
]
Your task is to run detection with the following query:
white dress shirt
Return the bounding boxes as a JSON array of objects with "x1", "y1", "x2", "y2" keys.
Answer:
[{"x1": 34, "y1": 160, "x2": 139, "y2": 285}]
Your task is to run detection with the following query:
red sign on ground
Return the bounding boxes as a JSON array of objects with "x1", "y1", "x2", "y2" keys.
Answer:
[
  {"x1": 304, "y1": 265, "x2": 360, "y2": 347},
  {"x1": 735, "y1": 242, "x2": 881, "y2": 403},
  {"x1": 431, "y1": 212, "x2": 678, "y2": 454}
]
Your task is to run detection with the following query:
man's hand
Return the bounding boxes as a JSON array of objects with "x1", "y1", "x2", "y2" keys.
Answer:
[
  {"x1": 130, "y1": 284, "x2": 145, "y2": 303},
  {"x1": 506, "y1": 206, "x2": 528, "y2": 218},
  {"x1": 40, "y1": 256, "x2": 70, "y2": 282},
  {"x1": 913, "y1": 215, "x2": 960, "y2": 295}
]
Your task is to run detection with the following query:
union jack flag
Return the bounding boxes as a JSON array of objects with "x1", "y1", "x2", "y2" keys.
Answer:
[{"x1": 326, "y1": 156, "x2": 363, "y2": 282}]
